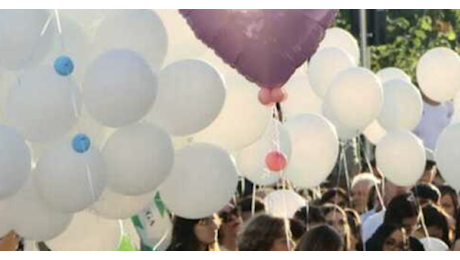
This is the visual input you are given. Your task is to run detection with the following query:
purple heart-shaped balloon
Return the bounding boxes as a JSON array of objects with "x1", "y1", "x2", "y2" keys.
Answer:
[{"x1": 180, "y1": 9, "x2": 338, "y2": 89}]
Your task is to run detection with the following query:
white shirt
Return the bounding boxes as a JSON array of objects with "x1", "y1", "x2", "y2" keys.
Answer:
[
  {"x1": 413, "y1": 101, "x2": 453, "y2": 150},
  {"x1": 361, "y1": 210, "x2": 385, "y2": 243}
]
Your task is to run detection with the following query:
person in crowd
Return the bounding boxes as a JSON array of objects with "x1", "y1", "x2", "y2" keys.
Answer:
[
  {"x1": 218, "y1": 204, "x2": 243, "y2": 251},
  {"x1": 418, "y1": 149, "x2": 438, "y2": 184},
  {"x1": 361, "y1": 184, "x2": 379, "y2": 222},
  {"x1": 167, "y1": 215, "x2": 221, "y2": 251},
  {"x1": 419, "y1": 203, "x2": 454, "y2": 247},
  {"x1": 322, "y1": 203, "x2": 351, "y2": 251},
  {"x1": 293, "y1": 205, "x2": 325, "y2": 231},
  {"x1": 320, "y1": 187, "x2": 350, "y2": 208},
  {"x1": 238, "y1": 214, "x2": 294, "y2": 251},
  {"x1": 289, "y1": 218, "x2": 306, "y2": 244},
  {"x1": 361, "y1": 180, "x2": 409, "y2": 242},
  {"x1": 411, "y1": 182, "x2": 441, "y2": 206},
  {"x1": 438, "y1": 185, "x2": 459, "y2": 220},
  {"x1": 295, "y1": 225, "x2": 344, "y2": 251},
  {"x1": 345, "y1": 208, "x2": 362, "y2": 250},
  {"x1": 237, "y1": 196, "x2": 266, "y2": 223},
  {"x1": 351, "y1": 173, "x2": 380, "y2": 215},
  {"x1": 0, "y1": 231, "x2": 23, "y2": 251},
  {"x1": 413, "y1": 95, "x2": 453, "y2": 151},
  {"x1": 365, "y1": 223, "x2": 408, "y2": 251}
]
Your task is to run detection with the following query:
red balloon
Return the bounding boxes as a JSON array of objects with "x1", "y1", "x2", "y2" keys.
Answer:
[
  {"x1": 258, "y1": 88, "x2": 274, "y2": 106},
  {"x1": 270, "y1": 87, "x2": 288, "y2": 103},
  {"x1": 180, "y1": 9, "x2": 338, "y2": 89},
  {"x1": 265, "y1": 150, "x2": 287, "y2": 172}
]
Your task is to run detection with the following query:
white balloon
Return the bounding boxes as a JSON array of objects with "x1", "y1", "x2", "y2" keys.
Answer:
[
  {"x1": 363, "y1": 120, "x2": 387, "y2": 145},
  {"x1": 58, "y1": 9, "x2": 113, "y2": 27},
  {"x1": 236, "y1": 120, "x2": 292, "y2": 186},
  {"x1": 420, "y1": 237, "x2": 449, "y2": 251},
  {"x1": 308, "y1": 47, "x2": 356, "y2": 98},
  {"x1": 91, "y1": 188, "x2": 154, "y2": 220},
  {"x1": 435, "y1": 123, "x2": 460, "y2": 191},
  {"x1": 5, "y1": 66, "x2": 81, "y2": 142},
  {"x1": 417, "y1": 47, "x2": 460, "y2": 102},
  {"x1": 35, "y1": 140, "x2": 107, "y2": 213},
  {"x1": 44, "y1": 16, "x2": 92, "y2": 82},
  {"x1": 93, "y1": 10, "x2": 168, "y2": 72},
  {"x1": 0, "y1": 124, "x2": 31, "y2": 199},
  {"x1": 103, "y1": 123, "x2": 174, "y2": 196},
  {"x1": 378, "y1": 80, "x2": 423, "y2": 131},
  {"x1": 285, "y1": 114, "x2": 339, "y2": 188},
  {"x1": 376, "y1": 67, "x2": 411, "y2": 84},
  {"x1": 83, "y1": 49, "x2": 157, "y2": 128},
  {"x1": 319, "y1": 27, "x2": 360, "y2": 64},
  {"x1": 146, "y1": 59, "x2": 226, "y2": 136},
  {"x1": 264, "y1": 190, "x2": 305, "y2": 219},
  {"x1": 46, "y1": 210, "x2": 121, "y2": 251},
  {"x1": 322, "y1": 99, "x2": 360, "y2": 141},
  {"x1": 193, "y1": 73, "x2": 271, "y2": 151},
  {"x1": 9, "y1": 179, "x2": 73, "y2": 241},
  {"x1": 0, "y1": 10, "x2": 55, "y2": 70},
  {"x1": 327, "y1": 67, "x2": 384, "y2": 130},
  {"x1": 0, "y1": 69, "x2": 17, "y2": 120},
  {"x1": 376, "y1": 130, "x2": 426, "y2": 187},
  {"x1": 160, "y1": 143, "x2": 239, "y2": 219},
  {"x1": 282, "y1": 73, "x2": 323, "y2": 120},
  {"x1": 157, "y1": 9, "x2": 207, "y2": 64},
  {"x1": 0, "y1": 198, "x2": 14, "y2": 237}
]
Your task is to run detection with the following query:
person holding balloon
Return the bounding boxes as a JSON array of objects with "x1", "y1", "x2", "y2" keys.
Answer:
[
  {"x1": 167, "y1": 215, "x2": 221, "y2": 251},
  {"x1": 238, "y1": 214, "x2": 295, "y2": 251}
]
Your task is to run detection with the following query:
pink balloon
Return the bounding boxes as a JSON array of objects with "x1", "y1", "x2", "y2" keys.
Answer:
[
  {"x1": 265, "y1": 150, "x2": 287, "y2": 172},
  {"x1": 258, "y1": 88, "x2": 274, "y2": 106},
  {"x1": 180, "y1": 9, "x2": 338, "y2": 89},
  {"x1": 271, "y1": 87, "x2": 288, "y2": 103}
]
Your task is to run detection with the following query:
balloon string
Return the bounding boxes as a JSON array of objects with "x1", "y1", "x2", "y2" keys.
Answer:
[
  {"x1": 342, "y1": 141, "x2": 352, "y2": 199},
  {"x1": 305, "y1": 197, "x2": 310, "y2": 232},
  {"x1": 53, "y1": 9, "x2": 84, "y2": 137},
  {"x1": 358, "y1": 138, "x2": 386, "y2": 211},
  {"x1": 251, "y1": 184, "x2": 257, "y2": 216},
  {"x1": 153, "y1": 228, "x2": 171, "y2": 251},
  {"x1": 85, "y1": 163, "x2": 97, "y2": 205},
  {"x1": 412, "y1": 186, "x2": 431, "y2": 246}
]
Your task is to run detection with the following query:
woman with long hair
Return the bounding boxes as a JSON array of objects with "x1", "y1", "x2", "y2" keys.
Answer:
[
  {"x1": 167, "y1": 215, "x2": 221, "y2": 251},
  {"x1": 365, "y1": 223, "x2": 409, "y2": 251},
  {"x1": 322, "y1": 203, "x2": 352, "y2": 250}
]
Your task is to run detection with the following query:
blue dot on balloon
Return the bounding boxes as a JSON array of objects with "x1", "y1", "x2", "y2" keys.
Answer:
[
  {"x1": 54, "y1": 55, "x2": 74, "y2": 76},
  {"x1": 72, "y1": 134, "x2": 91, "y2": 153}
]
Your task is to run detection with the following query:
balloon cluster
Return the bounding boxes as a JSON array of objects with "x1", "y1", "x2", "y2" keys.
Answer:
[{"x1": 2, "y1": 9, "x2": 460, "y2": 251}]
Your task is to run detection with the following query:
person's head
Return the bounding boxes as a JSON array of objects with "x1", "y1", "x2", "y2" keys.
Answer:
[
  {"x1": 366, "y1": 223, "x2": 408, "y2": 251},
  {"x1": 351, "y1": 173, "x2": 380, "y2": 214},
  {"x1": 345, "y1": 208, "x2": 362, "y2": 250},
  {"x1": 295, "y1": 225, "x2": 344, "y2": 251},
  {"x1": 218, "y1": 203, "x2": 243, "y2": 247},
  {"x1": 322, "y1": 203, "x2": 351, "y2": 250},
  {"x1": 438, "y1": 185, "x2": 459, "y2": 220},
  {"x1": 289, "y1": 218, "x2": 306, "y2": 244},
  {"x1": 411, "y1": 183, "x2": 441, "y2": 207},
  {"x1": 293, "y1": 205, "x2": 325, "y2": 230},
  {"x1": 168, "y1": 215, "x2": 221, "y2": 251},
  {"x1": 419, "y1": 150, "x2": 437, "y2": 184},
  {"x1": 238, "y1": 214, "x2": 294, "y2": 251},
  {"x1": 422, "y1": 203, "x2": 452, "y2": 247},
  {"x1": 383, "y1": 180, "x2": 410, "y2": 207},
  {"x1": 237, "y1": 196, "x2": 266, "y2": 223},
  {"x1": 320, "y1": 187, "x2": 350, "y2": 208},
  {"x1": 384, "y1": 193, "x2": 420, "y2": 236}
]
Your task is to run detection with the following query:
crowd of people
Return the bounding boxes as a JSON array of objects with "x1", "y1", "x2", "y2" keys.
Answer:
[{"x1": 163, "y1": 154, "x2": 460, "y2": 251}]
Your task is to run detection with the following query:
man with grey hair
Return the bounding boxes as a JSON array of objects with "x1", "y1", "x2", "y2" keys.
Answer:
[{"x1": 351, "y1": 173, "x2": 380, "y2": 216}]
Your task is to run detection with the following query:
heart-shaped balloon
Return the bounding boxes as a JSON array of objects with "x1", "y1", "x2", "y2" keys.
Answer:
[{"x1": 180, "y1": 9, "x2": 338, "y2": 89}]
